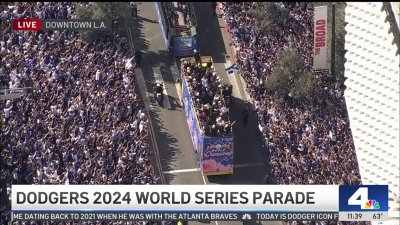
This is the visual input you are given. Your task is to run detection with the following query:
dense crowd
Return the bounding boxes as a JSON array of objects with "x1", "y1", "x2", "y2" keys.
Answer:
[
  {"x1": 221, "y1": 2, "x2": 367, "y2": 224},
  {"x1": 181, "y1": 59, "x2": 233, "y2": 136},
  {"x1": 0, "y1": 2, "x2": 158, "y2": 223}
]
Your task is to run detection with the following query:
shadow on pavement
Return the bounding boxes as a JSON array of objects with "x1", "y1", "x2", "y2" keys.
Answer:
[
  {"x1": 130, "y1": 15, "x2": 151, "y2": 52},
  {"x1": 149, "y1": 108, "x2": 181, "y2": 184},
  {"x1": 138, "y1": 15, "x2": 159, "y2": 24},
  {"x1": 132, "y1": 24, "x2": 187, "y2": 184},
  {"x1": 192, "y1": 2, "x2": 228, "y2": 63},
  {"x1": 207, "y1": 97, "x2": 272, "y2": 185},
  {"x1": 140, "y1": 50, "x2": 174, "y2": 69}
]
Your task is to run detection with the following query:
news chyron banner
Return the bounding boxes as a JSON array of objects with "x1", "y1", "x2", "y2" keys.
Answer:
[
  {"x1": 12, "y1": 18, "x2": 112, "y2": 31},
  {"x1": 11, "y1": 185, "x2": 388, "y2": 222},
  {"x1": 313, "y1": 5, "x2": 328, "y2": 70}
]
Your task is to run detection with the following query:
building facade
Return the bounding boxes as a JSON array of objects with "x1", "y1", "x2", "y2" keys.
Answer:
[{"x1": 344, "y1": 2, "x2": 399, "y2": 225}]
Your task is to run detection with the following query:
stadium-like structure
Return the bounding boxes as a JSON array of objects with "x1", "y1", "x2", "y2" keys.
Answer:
[{"x1": 344, "y1": 2, "x2": 399, "y2": 225}]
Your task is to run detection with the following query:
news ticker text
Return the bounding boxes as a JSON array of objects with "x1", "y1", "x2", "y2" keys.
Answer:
[
  {"x1": 12, "y1": 211, "x2": 388, "y2": 221},
  {"x1": 13, "y1": 212, "x2": 339, "y2": 221}
]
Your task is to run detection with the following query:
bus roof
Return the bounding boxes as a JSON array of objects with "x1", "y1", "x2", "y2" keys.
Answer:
[{"x1": 181, "y1": 56, "x2": 213, "y2": 64}]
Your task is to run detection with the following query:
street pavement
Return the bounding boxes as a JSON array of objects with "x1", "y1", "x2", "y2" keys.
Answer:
[{"x1": 122, "y1": 2, "x2": 282, "y2": 225}]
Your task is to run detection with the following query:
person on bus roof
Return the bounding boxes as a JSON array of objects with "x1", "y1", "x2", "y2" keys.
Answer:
[
  {"x1": 194, "y1": 49, "x2": 201, "y2": 65},
  {"x1": 130, "y1": 2, "x2": 138, "y2": 18}
]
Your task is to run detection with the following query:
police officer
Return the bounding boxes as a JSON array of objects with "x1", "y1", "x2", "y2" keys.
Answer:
[
  {"x1": 242, "y1": 102, "x2": 250, "y2": 126},
  {"x1": 135, "y1": 50, "x2": 142, "y2": 68},
  {"x1": 264, "y1": 173, "x2": 270, "y2": 184},
  {"x1": 211, "y1": 2, "x2": 217, "y2": 16},
  {"x1": 153, "y1": 82, "x2": 164, "y2": 97}
]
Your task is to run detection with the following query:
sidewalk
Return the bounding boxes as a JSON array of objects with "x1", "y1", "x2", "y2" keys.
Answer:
[
  {"x1": 217, "y1": 2, "x2": 237, "y2": 61},
  {"x1": 216, "y1": 2, "x2": 251, "y2": 101},
  {"x1": 119, "y1": 2, "x2": 166, "y2": 184}
]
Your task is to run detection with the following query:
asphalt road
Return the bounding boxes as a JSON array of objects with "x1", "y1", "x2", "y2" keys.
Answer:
[{"x1": 124, "y1": 2, "x2": 282, "y2": 225}]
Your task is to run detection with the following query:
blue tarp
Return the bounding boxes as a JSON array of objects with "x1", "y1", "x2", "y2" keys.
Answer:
[{"x1": 173, "y1": 36, "x2": 197, "y2": 57}]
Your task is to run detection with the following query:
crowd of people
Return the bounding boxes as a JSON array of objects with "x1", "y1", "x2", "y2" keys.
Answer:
[
  {"x1": 0, "y1": 1, "x2": 374, "y2": 225},
  {"x1": 0, "y1": 2, "x2": 158, "y2": 223},
  {"x1": 221, "y1": 2, "x2": 367, "y2": 225},
  {"x1": 181, "y1": 59, "x2": 233, "y2": 136}
]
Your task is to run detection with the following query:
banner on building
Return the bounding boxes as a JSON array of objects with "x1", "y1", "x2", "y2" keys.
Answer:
[{"x1": 313, "y1": 6, "x2": 328, "y2": 70}]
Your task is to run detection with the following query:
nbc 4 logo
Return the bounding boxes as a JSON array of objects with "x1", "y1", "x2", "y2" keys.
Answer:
[
  {"x1": 365, "y1": 200, "x2": 380, "y2": 209},
  {"x1": 242, "y1": 213, "x2": 252, "y2": 220},
  {"x1": 348, "y1": 187, "x2": 380, "y2": 209}
]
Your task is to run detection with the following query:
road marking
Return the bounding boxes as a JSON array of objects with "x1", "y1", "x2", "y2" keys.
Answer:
[
  {"x1": 163, "y1": 168, "x2": 201, "y2": 174},
  {"x1": 153, "y1": 67, "x2": 172, "y2": 109},
  {"x1": 235, "y1": 162, "x2": 265, "y2": 169},
  {"x1": 170, "y1": 65, "x2": 183, "y2": 105},
  {"x1": 154, "y1": 2, "x2": 169, "y2": 49},
  {"x1": 121, "y1": 2, "x2": 165, "y2": 184},
  {"x1": 135, "y1": 68, "x2": 153, "y2": 111},
  {"x1": 200, "y1": 172, "x2": 217, "y2": 225}
]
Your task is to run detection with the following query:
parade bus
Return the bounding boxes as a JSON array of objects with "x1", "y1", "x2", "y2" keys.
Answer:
[{"x1": 179, "y1": 56, "x2": 234, "y2": 176}]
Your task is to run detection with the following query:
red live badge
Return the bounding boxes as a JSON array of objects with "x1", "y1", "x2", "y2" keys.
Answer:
[{"x1": 12, "y1": 18, "x2": 42, "y2": 31}]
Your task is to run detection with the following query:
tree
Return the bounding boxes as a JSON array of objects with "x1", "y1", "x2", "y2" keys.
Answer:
[
  {"x1": 266, "y1": 49, "x2": 317, "y2": 103},
  {"x1": 290, "y1": 72, "x2": 316, "y2": 103},
  {"x1": 265, "y1": 66, "x2": 292, "y2": 98},
  {"x1": 249, "y1": 2, "x2": 289, "y2": 32},
  {"x1": 91, "y1": 2, "x2": 120, "y2": 20},
  {"x1": 278, "y1": 50, "x2": 303, "y2": 74},
  {"x1": 75, "y1": 2, "x2": 126, "y2": 42},
  {"x1": 265, "y1": 49, "x2": 304, "y2": 99},
  {"x1": 282, "y1": 2, "x2": 296, "y2": 9},
  {"x1": 75, "y1": 3, "x2": 92, "y2": 19}
]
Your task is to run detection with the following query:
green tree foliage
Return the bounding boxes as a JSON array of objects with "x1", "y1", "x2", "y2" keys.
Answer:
[
  {"x1": 249, "y1": 2, "x2": 289, "y2": 32},
  {"x1": 75, "y1": 2, "x2": 126, "y2": 42},
  {"x1": 290, "y1": 72, "x2": 316, "y2": 103},
  {"x1": 265, "y1": 66, "x2": 292, "y2": 98},
  {"x1": 266, "y1": 50, "x2": 303, "y2": 98},
  {"x1": 92, "y1": 2, "x2": 120, "y2": 19},
  {"x1": 75, "y1": 3, "x2": 92, "y2": 19},
  {"x1": 266, "y1": 49, "x2": 317, "y2": 103},
  {"x1": 278, "y1": 50, "x2": 303, "y2": 74},
  {"x1": 282, "y1": 2, "x2": 296, "y2": 9}
]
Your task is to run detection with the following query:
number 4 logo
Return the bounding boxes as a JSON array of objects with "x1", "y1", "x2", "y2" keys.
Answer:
[
  {"x1": 348, "y1": 187, "x2": 380, "y2": 210},
  {"x1": 348, "y1": 187, "x2": 369, "y2": 209}
]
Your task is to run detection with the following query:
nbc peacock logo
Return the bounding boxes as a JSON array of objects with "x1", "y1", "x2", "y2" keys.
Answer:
[{"x1": 365, "y1": 200, "x2": 380, "y2": 209}]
